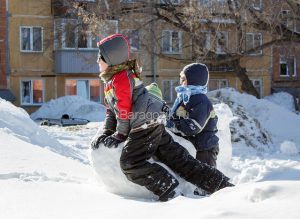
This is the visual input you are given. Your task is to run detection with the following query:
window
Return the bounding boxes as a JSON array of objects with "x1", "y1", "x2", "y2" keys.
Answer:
[
  {"x1": 250, "y1": 0, "x2": 262, "y2": 10},
  {"x1": 198, "y1": 0, "x2": 212, "y2": 7},
  {"x1": 216, "y1": 31, "x2": 228, "y2": 54},
  {"x1": 162, "y1": 80, "x2": 180, "y2": 103},
  {"x1": 122, "y1": 29, "x2": 140, "y2": 50},
  {"x1": 20, "y1": 26, "x2": 42, "y2": 52},
  {"x1": 21, "y1": 79, "x2": 43, "y2": 105},
  {"x1": 246, "y1": 33, "x2": 262, "y2": 55},
  {"x1": 120, "y1": 0, "x2": 135, "y2": 3},
  {"x1": 55, "y1": 19, "x2": 118, "y2": 49},
  {"x1": 250, "y1": 79, "x2": 262, "y2": 98},
  {"x1": 162, "y1": 30, "x2": 182, "y2": 54},
  {"x1": 62, "y1": 22, "x2": 97, "y2": 49},
  {"x1": 209, "y1": 79, "x2": 228, "y2": 91},
  {"x1": 160, "y1": 0, "x2": 180, "y2": 4},
  {"x1": 280, "y1": 10, "x2": 295, "y2": 31},
  {"x1": 65, "y1": 79, "x2": 101, "y2": 102},
  {"x1": 280, "y1": 56, "x2": 296, "y2": 77},
  {"x1": 200, "y1": 31, "x2": 211, "y2": 50},
  {"x1": 98, "y1": 20, "x2": 119, "y2": 39}
]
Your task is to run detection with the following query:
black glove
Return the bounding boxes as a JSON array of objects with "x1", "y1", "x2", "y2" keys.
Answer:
[
  {"x1": 165, "y1": 119, "x2": 175, "y2": 129},
  {"x1": 103, "y1": 133, "x2": 127, "y2": 148},
  {"x1": 91, "y1": 130, "x2": 114, "y2": 150},
  {"x1": 166, "y1": 118, "x2": 180, "y2": 129}
]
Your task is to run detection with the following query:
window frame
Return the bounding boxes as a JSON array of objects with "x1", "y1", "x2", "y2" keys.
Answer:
[
  {"x1": 161, "y1": 30, "x2": 182, "y2": 54},
  {"x1": 20, "y1": 26, "x2": 43, "y2": 53},
  {"x1": 61, "y1": 20, "x2": 98, "y2": 50},
  {"x1": 251, "y1": 0, "x2": 262, "y2": 11},
  {"x1": 20, "y1": 79, "x2": 44, "y2": 106},
  {"x1": 280, "y1": 55, "x2": 297, "y2": 77},
  {"x1": 216, "y1": 31, "x2": 228, "y2": 54},
  {"x1": 160, "y1": 0, "x2": 181, "y2": 5},
  {"x1": 120, "y1": 0, "x2": 135, "y2": 3},
  {"x1": 280, "y1": 10, "x2": 296, "y2": 31},
  {"x1": 208, "y1": 79, "x2": 228, "y2": 91},
  {"x1": 162, "y1": 79, "x2": 180, "y2": 103},
  {"x1": 65, "y1": 78, "x2": 102, "y2": 102},
  {"x1": 198, "y1": 0, "x2": 213, "y2": 8},
  {"x1": 250, "y1": 78, "x2": 263, "y2": 98},
  {"x1": 199, "y1": 31, "x2": 211, "y2": 50},
  {"x1": 55, "y1": 19, "x2": 118, "y2": 50},
  {"x1": 121, "y1": 29, "x2": 141, "y2": 51},
  {"x1": 245, "y1": 32, "x2": 263, "y2": 55}
]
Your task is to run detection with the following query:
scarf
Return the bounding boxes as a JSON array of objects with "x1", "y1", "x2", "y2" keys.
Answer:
[
  {"x1": 99, "y1": 59, "x2": 141, "y2": 82},
  {"x1": 170, "y1": 85, "x2": 207, "y2": 116}
]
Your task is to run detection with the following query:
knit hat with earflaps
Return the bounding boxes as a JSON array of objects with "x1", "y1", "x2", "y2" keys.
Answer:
[
  {"x1": 181, "y1": 63, "x2": 209, "y2": 86},
  {"x1": 98, "y1": 34, "x2": 130, "y2": 67},
  {"x1": 145, "y1": 83, "x2": 163, "y2": 100}
]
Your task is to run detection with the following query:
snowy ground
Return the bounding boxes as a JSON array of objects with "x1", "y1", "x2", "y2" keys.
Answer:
[{"x1": 1, "y1": 90, "x2": 300, "y2": 219}]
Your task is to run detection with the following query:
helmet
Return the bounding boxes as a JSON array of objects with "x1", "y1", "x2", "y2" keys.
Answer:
[{"x1": 98, "y1": 34, "x2": 130, "y2": 66}]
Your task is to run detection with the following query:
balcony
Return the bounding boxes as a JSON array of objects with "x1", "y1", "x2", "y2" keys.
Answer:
[{"x1": 54, "y1": 49, "x2": 99, "y2": 74}]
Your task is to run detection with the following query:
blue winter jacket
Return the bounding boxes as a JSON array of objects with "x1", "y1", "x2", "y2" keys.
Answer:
[{"x1": 170, "y1": 93, "x2": 219, "y2": 151}]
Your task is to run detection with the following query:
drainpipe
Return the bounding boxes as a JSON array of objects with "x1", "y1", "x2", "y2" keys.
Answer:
[
  {"x1": 5, "y1": 0, "x2": 11, "y2": 88},
  {"x1": 150, "y1": 0, "x2": 156, "y2": 83}
]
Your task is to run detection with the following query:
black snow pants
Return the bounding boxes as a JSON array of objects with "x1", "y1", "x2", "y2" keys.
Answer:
[
  {"x1": 196, "y1": 146, "x2": 219, "y2": 167},
  {"x1": 120, "y1": 124, "x2": 228, "y2": 199}
]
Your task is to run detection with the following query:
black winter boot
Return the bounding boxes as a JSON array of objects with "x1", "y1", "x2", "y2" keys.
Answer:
[
  {"x1": 218, "y1": 179, "x2": 234, "y2": 190},
  {"x1": 158, "y1": 182, "x2": 181, "y2": 202}
]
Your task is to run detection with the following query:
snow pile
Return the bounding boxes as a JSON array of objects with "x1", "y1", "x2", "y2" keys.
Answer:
[
  {"x1": 264, "y1": 92, "x2": 296, "y2": 112},
  {"x1": 90, "y1": 102, "x2": 234, "y2": 198},
  {"x1": 0, "y1": 130, "x2": 91, "y2": 183},
  {"x1": 0, "y1": 98, "x2": 84, "y2": 162},
  {"x1": 31, "y1": 95, "x2": 106, "y2": 122},
  {"x1": 208, "y1": 88, "x2": 300, "y2": 153},
  {"x1": 2, "y1": 88, "x2": 300, "y2": 218}
]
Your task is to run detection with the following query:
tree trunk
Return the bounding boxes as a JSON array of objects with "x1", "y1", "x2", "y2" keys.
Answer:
[{"x1": 236, "y1": 65, "x2": 260, "y2": 98}]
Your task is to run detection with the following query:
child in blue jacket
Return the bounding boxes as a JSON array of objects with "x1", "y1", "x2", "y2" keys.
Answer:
[{"x1": 166, "y1": 63, "x2": 219, "y2": 167}]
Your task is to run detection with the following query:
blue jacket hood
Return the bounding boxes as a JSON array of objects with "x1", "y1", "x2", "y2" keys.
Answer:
[{"x1": 182, "y1": 63, "x2": 209, "y2": 86}]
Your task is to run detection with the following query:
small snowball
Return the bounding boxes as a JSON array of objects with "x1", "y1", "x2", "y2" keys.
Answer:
[{"x1": 280, "y1": 141, "x2": 299, "y2": 156}]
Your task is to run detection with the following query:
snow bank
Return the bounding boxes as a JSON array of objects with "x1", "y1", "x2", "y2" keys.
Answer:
[
  {"x1": 208, "y1": 88, "x2": 300, "y2": 152},
  {"x1": 0, "y1": 131, "x2": 91, "y2": 181},
  {"x1": 264, "y1": 92, "x2": 296, "y2": 112},
  {"x1": 31, "y1": 96, "x2": 106, "y2": 122},
  {"x1": 0, "y1": 98, "x2": 85, "y2": 162},
  {"x1": 90, "y1": 103, "x2": 234, "y2": 199}
]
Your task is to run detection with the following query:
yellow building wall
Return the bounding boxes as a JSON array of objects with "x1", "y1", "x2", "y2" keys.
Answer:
[{"x1": 8, "y1": 0, "x2": 55, "y2": 113}]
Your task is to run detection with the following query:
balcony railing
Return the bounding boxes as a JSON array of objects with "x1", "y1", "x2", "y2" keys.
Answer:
[{"x1": 54, "y1": 49, "x2": 99, "y2": 74}]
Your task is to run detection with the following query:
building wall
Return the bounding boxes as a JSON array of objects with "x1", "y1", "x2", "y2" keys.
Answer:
[
  {"x1": 272, "y1": 45, "x2": 300, "y2": 97},
  {"x1": 0, "y1": 0, "x2": 7, "y2": 89},
  {"x1": 8, "y1": 0, "x2": 55, "y2": 113}
]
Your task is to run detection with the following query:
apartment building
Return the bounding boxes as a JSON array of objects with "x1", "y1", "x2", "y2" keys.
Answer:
[
  {"x1": 0, "y1": 0, "x2": 15, "y2": 101},
  {"x1": 6, "y1": 0, "x2": 299, "y2": 113}
]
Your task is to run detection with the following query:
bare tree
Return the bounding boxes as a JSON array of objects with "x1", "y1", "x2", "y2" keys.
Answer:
[{"x1": 55, "y1": 0, "x2": 300, "y2": 98}]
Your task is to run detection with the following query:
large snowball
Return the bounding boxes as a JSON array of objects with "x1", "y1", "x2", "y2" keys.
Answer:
[{"x1": 90, "y1": 103, "x2": 234, "y2": 199}]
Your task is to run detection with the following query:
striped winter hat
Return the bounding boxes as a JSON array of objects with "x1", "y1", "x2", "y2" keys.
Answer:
[{"x1": 145, "y1": 83, "x2": 163, "y2": 100}]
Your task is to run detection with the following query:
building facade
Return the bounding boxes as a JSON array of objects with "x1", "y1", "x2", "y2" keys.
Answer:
[
  {"x1": 5, "y1": 0, "x2": 300, "y2": 113},
  {"x1": 0, "y1": 0, "x2": 15, "y2": 101},
  {"x1": 271, "y1": 2, "x2": 300, "y2": 110},
  {"x1": 8, "y1": 0, "x2": 55, "y2": 113}
]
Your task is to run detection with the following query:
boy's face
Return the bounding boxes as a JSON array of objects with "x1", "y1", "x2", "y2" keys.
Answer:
[
  {"x1": 98, "y1": 58, "x2": 108, "y2": 72},
  {"x1": 180, "y1": 74, "x2": 187, "y2": 86}
]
